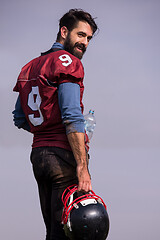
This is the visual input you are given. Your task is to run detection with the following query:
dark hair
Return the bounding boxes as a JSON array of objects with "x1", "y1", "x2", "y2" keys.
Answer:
[{"x1": 56, "y1": 9, "x2": 98, "y2": 41}]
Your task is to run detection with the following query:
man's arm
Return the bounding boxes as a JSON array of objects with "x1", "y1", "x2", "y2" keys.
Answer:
[
  {"x1": 58, "y1": 82, "x2": 91, "y2": 192},
  {"x1": 67, "y1": 132, "x2": 91, "y2": 192},
  {"x1": 12, "y1": 95, "x2": 31, "y2": 132}
]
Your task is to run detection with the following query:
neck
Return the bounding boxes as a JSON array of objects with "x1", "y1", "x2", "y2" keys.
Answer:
[{"x1": 57, "y1": 39, "x2": 65, "y2": 45}]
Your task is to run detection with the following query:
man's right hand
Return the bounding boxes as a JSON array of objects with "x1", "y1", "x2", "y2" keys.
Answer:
[{"x1": 76, "y1": 164, "x2": 92, "y2": 192}]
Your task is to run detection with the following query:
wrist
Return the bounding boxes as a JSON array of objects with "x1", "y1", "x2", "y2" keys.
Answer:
[{"x1": 77, "y1": 162, "x2": 88, "y2": 172}]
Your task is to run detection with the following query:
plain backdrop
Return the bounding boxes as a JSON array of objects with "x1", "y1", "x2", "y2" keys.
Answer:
[{"x1": 0, "y1": 0, "x2": 160, "y2": 239}]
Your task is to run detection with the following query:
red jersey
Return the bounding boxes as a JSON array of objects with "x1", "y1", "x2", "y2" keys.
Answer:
[{"x1": 13, "y1": 50, "x2": 85, "y2": 150}]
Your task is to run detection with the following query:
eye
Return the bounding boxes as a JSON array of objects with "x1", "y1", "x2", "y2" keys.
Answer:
[{"x1": 78, "y1": 33, "x2": 84, "y2": 37}]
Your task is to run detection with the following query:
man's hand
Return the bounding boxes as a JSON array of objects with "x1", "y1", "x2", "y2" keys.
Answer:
[
  {"x1": 67, "y1": 132, "x2": 92, "y2": 192},
  {"x1": 77, "y1": 164, "x2": 92, "y2": 192}
]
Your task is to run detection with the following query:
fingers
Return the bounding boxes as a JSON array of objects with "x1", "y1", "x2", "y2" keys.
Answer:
[{"x1": 78, "y1": 179, "x2": 92, "y2": 192}]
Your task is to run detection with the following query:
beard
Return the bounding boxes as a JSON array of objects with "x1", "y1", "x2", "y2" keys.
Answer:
[{"x1": 64, "y1": 33, "x2": 86, "y2": 60}]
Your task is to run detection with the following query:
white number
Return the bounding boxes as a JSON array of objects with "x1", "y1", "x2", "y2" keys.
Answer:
[
  {"x1": 28, "y1": 86, "x2": 44, "y2": 126},
  {"x1": 59, "y1": 54, "x2": 72, "y2": 67}
]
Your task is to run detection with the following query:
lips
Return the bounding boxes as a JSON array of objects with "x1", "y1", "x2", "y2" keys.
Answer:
[
  {"x1": 74, "y1": 43, "x2": 86, "y2": 54},
  {"x1": 76, "y1": 46, "x2": 83, "y2": 52}
]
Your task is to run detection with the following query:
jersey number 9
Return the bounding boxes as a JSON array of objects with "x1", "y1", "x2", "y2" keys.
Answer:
[{"x1": 28, "y1": 86, "x2": 44, "y2": 126}]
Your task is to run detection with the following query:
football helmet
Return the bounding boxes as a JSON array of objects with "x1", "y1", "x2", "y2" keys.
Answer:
[{"x1": 61, "y1": 185, "x2": 109, "y2": 240}]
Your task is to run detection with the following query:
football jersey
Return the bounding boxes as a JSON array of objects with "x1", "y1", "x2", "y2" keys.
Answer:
[{"x1": 13, "y1": 50, "x2": 85, "y2": 150}]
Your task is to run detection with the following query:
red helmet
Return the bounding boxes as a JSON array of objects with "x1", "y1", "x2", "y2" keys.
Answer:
[{"x1": 61, "y1": 185, "x2": 109, "y2": 240}]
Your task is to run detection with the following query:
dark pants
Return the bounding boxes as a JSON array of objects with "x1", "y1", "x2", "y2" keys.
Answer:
[{"x1": 30, "y1": 146, "x2": 78, "y2": 240}]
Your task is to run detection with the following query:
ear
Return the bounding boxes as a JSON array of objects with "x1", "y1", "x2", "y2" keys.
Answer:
[{"x1": 60, "y1": 26, "x2": 69, "y2": 40}]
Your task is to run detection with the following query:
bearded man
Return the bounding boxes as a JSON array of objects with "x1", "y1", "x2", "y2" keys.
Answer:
[{"x1": 13, "y1": 9, "x2": 98, "y2": 240}]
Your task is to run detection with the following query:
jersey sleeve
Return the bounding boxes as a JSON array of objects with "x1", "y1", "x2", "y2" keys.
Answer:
[
  {"x1": 12, "y1": 95, "x2": 31, "y2": 132},
  {"x1": 58, "y1": 82, "x2": 85, "y2": 134},
  {"x1": 50, "y1": 51, "x2": 84, "y2": 86}
]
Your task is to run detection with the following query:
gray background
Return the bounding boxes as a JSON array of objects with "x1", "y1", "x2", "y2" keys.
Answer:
[{"x1": 0, "y1": 0, "x2": 160, "y2": 239}]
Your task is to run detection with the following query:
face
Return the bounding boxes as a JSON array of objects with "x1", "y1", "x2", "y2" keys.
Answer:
[{"x1": 63, "y1": 21, "x2": 93, "y2": 59}]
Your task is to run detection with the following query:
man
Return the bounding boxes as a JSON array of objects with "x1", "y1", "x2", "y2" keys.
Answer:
[{"x1": 13, "y1": 9, "x2": 98, "y2": 240}]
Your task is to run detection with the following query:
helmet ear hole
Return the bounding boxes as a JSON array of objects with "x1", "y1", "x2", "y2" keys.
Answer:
[{"x1": 61, "y1": 185, "x2": 110, "y2": 240}]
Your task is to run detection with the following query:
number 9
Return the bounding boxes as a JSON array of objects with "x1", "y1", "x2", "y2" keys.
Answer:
[
  {"x1": 28, "y1": 86, "x2": 44, "y2": 126},
  {"x1": 59, "y1": 54, "x2": 72, "y2": 67}
]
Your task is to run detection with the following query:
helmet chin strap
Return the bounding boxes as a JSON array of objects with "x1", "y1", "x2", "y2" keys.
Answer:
[
  {"x1": 66, "y1": 191, "x2": 76, "y2": 231},
  {"x1": 67, "y1": 213, "x2": 72, "y2": 231}
]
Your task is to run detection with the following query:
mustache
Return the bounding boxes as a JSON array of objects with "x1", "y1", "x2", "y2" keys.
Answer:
[{"x1": 74, "y1": 42, "x2": 86, "y2": 53}]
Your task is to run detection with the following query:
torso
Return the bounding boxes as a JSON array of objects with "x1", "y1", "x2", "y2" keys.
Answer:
[{"x1": 14, "y1": 50, "x2": 84, "y2": 150}]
